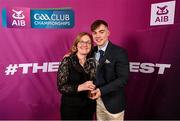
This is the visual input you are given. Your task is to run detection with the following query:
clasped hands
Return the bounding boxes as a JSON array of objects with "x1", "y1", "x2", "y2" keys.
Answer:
[{"x1": 77, "y1": 81, "x2": 101, "y2": 100}]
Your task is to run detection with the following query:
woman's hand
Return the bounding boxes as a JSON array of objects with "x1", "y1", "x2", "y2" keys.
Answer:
[{"x1": 77, "y1": 81, "x2": 95, "y2": 92}]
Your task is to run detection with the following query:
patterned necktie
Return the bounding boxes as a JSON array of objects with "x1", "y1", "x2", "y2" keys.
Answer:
[{"x1": 99, "y1": 50, "x2": 104, "y2": 61}]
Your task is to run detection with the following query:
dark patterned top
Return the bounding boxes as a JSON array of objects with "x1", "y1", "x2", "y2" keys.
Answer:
[{"x1": 57, "y1": 54, "x2": 96, "y2": 95}]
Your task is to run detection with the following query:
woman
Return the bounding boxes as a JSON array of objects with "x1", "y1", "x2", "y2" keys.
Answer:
[{"x1": 57, "y1": 32, "x2": 96, "y2": 120}]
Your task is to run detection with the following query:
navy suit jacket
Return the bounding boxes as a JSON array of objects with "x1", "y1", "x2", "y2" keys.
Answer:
[{"x1": 94, "y1": 41, "x2": 129, "y2": 114}]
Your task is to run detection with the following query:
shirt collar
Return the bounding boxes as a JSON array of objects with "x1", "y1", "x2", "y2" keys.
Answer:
[{"x1": 98, "y1": 40, "x2": 109, "y2": 52}]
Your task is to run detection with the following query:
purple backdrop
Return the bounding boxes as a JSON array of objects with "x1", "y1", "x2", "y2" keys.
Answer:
[{"x1": 0, "y1": 0, "x2": 180, "y2": 120}]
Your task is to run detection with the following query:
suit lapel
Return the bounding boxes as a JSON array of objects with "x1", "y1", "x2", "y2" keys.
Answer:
[{"x1": 98, "y1": 41, "x2": 112, "y2": 68}]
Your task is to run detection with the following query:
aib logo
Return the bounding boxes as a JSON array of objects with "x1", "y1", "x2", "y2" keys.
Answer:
[
  {"x1": 150, "y1": 1, "x2": 176, "y2": 26},
  {"x1": 155, "y1": 5, "x2": 169, "y2": 23},
  {"x1": 11, "y1": 9, "x2": 26, "y2": 26},
  {"x1": 2, "y1": 7, "x2": 30, "y2": 28},
  {"x1": 156, "y1": 5, "x2": 169, "y2": 15}
]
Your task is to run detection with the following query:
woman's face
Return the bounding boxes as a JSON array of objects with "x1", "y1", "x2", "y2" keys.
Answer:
[{"x1": 77, "y1": 35, "x2": 92, "y2": 55}]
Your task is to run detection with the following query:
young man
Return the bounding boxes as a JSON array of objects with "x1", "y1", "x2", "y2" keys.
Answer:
[{"x1": 89, "y1": 20, "x2": 129, "y2": 120}]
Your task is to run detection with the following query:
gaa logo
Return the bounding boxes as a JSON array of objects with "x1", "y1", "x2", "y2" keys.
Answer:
[
  {"x1": 31, "y1": 9, "x2": 74, "y2": 29},
  {"x1": 150, "y1": 1, "x2": 176, "y2": 26}
]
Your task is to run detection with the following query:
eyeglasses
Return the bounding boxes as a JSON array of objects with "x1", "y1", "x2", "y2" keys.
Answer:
[{"x1": 78, "y1": 41, "x2": 91, "y2": 45}]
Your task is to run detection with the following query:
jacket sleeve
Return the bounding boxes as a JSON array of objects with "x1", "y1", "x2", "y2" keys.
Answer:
[
  {"x1": 99, "y1": 49, "x2": 129, "y2": 96},
  {"x1": 57, "y1": 57, "x2": 78, "y2": 95},
  {"x1": 84, "y1": 58, "x2": 97, "y2": 80}
]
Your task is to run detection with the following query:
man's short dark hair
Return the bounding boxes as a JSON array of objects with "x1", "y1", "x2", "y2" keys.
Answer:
[{"x1": 91, "y1": 20, "x2": 108, "y2": 31}]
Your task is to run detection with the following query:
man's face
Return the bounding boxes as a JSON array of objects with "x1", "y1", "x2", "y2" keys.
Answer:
[{"x1": 92, "y1": 24, "x2": 110, "y2": 47}]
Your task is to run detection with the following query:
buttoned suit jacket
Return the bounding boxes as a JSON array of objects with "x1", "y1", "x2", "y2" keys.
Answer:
[{"x1": 94, "y1": 41, "x2": 129, "y2": 114}]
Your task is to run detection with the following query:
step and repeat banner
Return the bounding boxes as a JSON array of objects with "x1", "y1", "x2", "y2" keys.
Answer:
[{"x1": 0, "y1": 0, "x2": 180, "y2": 120}]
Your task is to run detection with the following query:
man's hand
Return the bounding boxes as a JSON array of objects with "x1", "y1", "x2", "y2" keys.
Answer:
[{"x1": 89, "y1": 88, "x2": 101, "y2": 100}]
